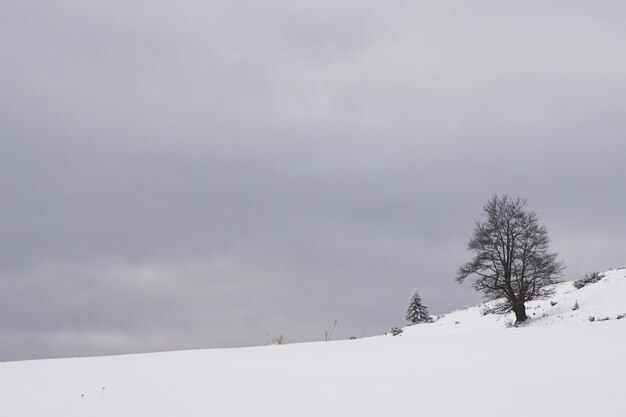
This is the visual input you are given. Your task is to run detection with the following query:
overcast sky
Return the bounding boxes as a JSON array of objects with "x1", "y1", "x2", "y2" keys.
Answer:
[{"x1": 1, "y1": 1, "x2": 625, "y2": 361}]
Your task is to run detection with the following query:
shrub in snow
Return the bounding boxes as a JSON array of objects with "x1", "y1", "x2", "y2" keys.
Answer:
[
  {"x1": 405, "y1": 289, "x2": 432, "y2": 324},
  {"x1": 550, "y1": 301, "x2": 558, "y2": 306},
  {"x1": 573, "y1": 272, "x2": 602, "y2": 289},
  {"x1": 588, "y1": 316, "x2": 595, "y2": 322},
  {"x1": 572, "y1": 301, "x2": 579, "y2": 311},
  {"x1": 598, "y1": 317, "x2": 610, "y2": 322},
  {"x1": 388, "y1": 326, "x2": 403, "y2": 336},
  {"x1": 617, "y1": 314, "x2": 625, "y2": 320}
]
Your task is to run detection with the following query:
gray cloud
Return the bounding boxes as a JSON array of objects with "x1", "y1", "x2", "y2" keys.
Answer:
[{"x1": 1, "y1": 1, "x2": 625, "y2": 360}]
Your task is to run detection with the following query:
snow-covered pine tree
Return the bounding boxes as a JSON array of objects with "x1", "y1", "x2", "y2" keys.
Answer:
[{"x1": 405, "y1": 289, "x2": 431, "y2": 324}]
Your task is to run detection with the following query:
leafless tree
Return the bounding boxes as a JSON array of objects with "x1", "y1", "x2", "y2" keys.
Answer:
[{"x1": 457, "y1": 195, "x2": 564, "y2": 323}]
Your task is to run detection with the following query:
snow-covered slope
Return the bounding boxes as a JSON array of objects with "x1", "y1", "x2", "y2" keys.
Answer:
[
  {"x1": 419, "y1": 266, "x2": 626, "y2": 332},
  {"x1": 2, "y1": 268, "x2": 625, "y2": 417}
]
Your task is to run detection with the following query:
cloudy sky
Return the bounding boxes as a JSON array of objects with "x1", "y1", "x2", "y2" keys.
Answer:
[{"x1": 1, "y1": 1, "x2": 625, "y2": 361}]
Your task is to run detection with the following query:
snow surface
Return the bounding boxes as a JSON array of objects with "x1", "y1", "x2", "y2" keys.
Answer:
[{"x1": 2, "y1": 268, "x2": 625, "y2": 417}]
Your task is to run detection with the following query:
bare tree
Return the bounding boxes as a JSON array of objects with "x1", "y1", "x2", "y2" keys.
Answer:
[{"x1": 457, "y1": 195, "x2": 564, "y2": 323}]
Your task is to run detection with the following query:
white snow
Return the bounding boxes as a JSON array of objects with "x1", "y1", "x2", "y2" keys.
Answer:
[{"x1": 2, "y1": 268, "x2": 625, "y2": 417}]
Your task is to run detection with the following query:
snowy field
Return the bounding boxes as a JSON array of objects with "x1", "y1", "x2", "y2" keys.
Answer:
[{"x1": 1, "y1": 268, "x2": 625, "y2": 417}]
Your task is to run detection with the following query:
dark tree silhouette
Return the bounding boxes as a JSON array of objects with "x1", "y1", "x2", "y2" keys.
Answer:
[{"x1": 457, "y1": 195, "x2": 564, "y2": 323}]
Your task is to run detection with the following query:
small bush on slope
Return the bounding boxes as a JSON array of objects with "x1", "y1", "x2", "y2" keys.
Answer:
[
  {"x1": 573, "y1": 272, "x2": 602, "y2": 289},
  {"x1": 388, "y1": 326, "x2": 403, "y2": 336}
]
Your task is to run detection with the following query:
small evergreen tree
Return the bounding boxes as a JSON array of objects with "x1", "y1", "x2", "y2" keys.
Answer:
[{"x1": 405, "y1": 289, "x2": 431, "y2": 324}]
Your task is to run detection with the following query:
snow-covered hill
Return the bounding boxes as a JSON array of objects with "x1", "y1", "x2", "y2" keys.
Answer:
[
  {"x1": 2, "y1": 268, "x2": 625, "y2": 417},
  {"x1": 420, "y1": 266, "x2": 626, "y2": 332}
]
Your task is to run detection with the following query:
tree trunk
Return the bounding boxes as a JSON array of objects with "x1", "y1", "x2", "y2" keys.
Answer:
[{"x1": 512, "y1": 303, "x2": 527, "y2": 323}]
